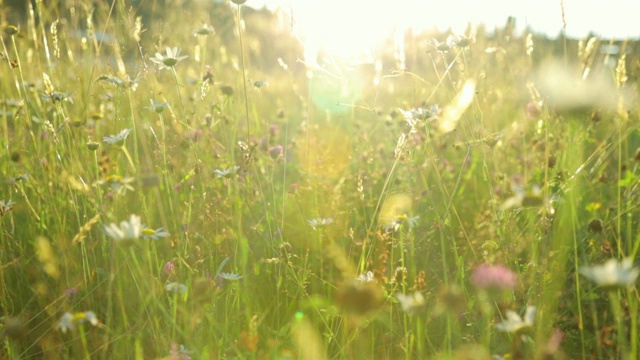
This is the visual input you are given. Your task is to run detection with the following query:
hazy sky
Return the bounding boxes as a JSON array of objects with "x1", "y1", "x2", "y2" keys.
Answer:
[
  {"x1": 236, "y1": 0, "x2": 636, "y2": 60},
  {"x1": 246, "y1": 0, "x2": 639, "y2": 39}
]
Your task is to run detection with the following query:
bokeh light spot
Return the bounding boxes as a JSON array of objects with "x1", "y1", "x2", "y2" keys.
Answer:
[{"x1": 309, "y1": 70, "x2": 363, "y2": 114}]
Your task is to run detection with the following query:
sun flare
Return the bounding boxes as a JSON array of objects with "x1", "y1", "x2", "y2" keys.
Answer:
[
  {"x1": 289, "y1": 0, "x2": 409, "y2": 63},
  {"x1": 261, "y1": 0, "x2": 638, "y2": 62}
]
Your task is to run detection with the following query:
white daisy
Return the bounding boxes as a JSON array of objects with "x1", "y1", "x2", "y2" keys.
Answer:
[
  {"x1": 142, "y1": 227, "x2": 169, "y2": 240},
  {"x1": 104, "y1": 215, "x2": 142, "y2": 242},
  {"x1": 395, "y1": 291, "x2": 426, "y2": 315},
  {"x1": 165, "y1": 282, "x2": 187, "y2": 294},
  {"x1": 150, "y1": 47, "x2": 188, "y2": 71},
  {"x1": 495, "y1": 306, "x2": 536, "y2": 334},
  {"x1": 56, "y1": 311, "x2": 99, "y2": 333},
  {"x1": 103, "y1": 128, "x2": 132, "y2": 145},
  {"x1": 214, "y1": 166, "x2": 240, "y2": 179},
  {"x1": 307, "y1": 217, "x2": 333, "y2": 230},
  {"x1": 580, "y1": 258, "x2": 639, "y2": 289}
]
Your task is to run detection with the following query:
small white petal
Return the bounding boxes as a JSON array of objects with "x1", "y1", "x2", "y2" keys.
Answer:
[{"x1": 84, "y1": 311, "x2": 99, "y2": 326}]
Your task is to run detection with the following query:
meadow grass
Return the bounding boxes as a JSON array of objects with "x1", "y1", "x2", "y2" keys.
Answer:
[{"x1": 1, "y1": 1, "x2": 639, "y2": 359}]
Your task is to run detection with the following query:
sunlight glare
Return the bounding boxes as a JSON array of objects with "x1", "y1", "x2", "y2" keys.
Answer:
[
  {"x1": 257, "y1": 0, "x2": 640, "y2": 53},
  {"x1": 290, "y1": 0, "x2": 407, "y2": 64}
]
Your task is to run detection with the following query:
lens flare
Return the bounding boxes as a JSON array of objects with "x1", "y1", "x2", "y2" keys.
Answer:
[{"x1": 297, "y1": 123, "x2": 352, "y2": 178}]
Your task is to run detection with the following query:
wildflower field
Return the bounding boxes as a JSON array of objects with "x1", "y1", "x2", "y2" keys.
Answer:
[{"x1": 1, "y1": 1, "x2": 640, "y2": 359}]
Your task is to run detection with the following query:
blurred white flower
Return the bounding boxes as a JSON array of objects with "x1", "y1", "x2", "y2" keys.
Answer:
[
  {"x1": 7, "y1": 174, "x2": 28, "y2": 183},
  {"x1": 579, "y1": 258, "x2": 639, "y2": 289},
  {"x1": 97, "y1": 73, "x2": 140, "y2": 91},
  {"x1": 214, "y1": 166, "x2": 239, "y2": 179},
  {"x1": 83, "y1": 311, "x2": 99, "y2": 326},
  {"x1": 148, "y1": 99, "x2": 169, "y2": 113},
  {"x1": 142, "y1": 227, "x2": 169, "y2": 240},
  {"x1": 307, "y1": 217, "x2": 333, "y2": 230},
  {"x1": 41, "y1": 91, "x2": 72, "y2": 103},
  {"x1": 395, "y1": 291, "x2": 426, "y2": 315},
  {"x1": 0, "y1": 199, "x2": 15, "y2": 216},
  {"x1": 103, "y1": 128, "x2": 132, "y2": 145},
  {"x1": 210, "y1": 257, "x2": 243, "y2": 287},
  {"x1": 398, "y1": 105, "x2": 438, "y2": 134},
  {"x1": 165, "y1": 282, "x2": 187, "y2": 294},
  {"x1": 218, "y1": 272, "x2": 243, "y2": 281},
  {"x1": 500, "y1": 183, "x2": 546, "y2": 211},
  {"x1": 383, "y1": 215, "x2": 419, "y2": 233},
  {"x1": 536, "y1": 60, "x2": 634, "y2": 112},
  {"x1": 356, "y1": 271, "x2": 375, "y2": 283},
  {"x1": 56, "y1": 313, "x2": 74, "y2": 333},
  {"x1": 193, "y1": 24, "x2": 215, "y2": 36},
  {"x1": 495, "y1": 306, "x2": 536, "y2": 334},
  {"x1": 56, "y1": 311, "x2": 99, "y2": 333},
  {"x1": 104, "y1": 215, "x2": 142, "y2": 242},
  {"x1": 168, "y1": 342, "x2": 194, "y2": 360},
  {"x1": 94, "y1": 175, "x2": 135, "y2": 195}
]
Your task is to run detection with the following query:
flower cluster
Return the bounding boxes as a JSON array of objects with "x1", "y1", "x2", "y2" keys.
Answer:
[
  {"x1": 163, "y1": 261, "x2": 176, "y2": 275},
  {"x1": 398, "y1": 105, "x2": 439, "y2": 134},
  {"x1": 399, "y1": 104, "x2": 439, "y2": 123},
  {"x1": 470, "y1": 264, "x2": 517, "y2": 292}
]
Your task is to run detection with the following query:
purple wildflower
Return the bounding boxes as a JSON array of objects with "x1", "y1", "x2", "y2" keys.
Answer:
[
  {"x1": 163, "y1": 261, "x2": 176, "y2": 275},
  {"x1": 471, "y1": 264, "x2": 517, "y2": 291},
  {"x1": 268, "y1": 145, "x2": 283, "y2": 159}
]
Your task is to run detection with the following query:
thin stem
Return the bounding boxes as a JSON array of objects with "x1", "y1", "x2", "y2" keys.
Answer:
[
  {"x1": 120, "y1": 146, "x2": 136, "y2": 171},
  {"x1": 236, "y1": 4, "x2": 251, "y2": 141},
  {"x1": 102, "y1": 242, "x2": 116, "y2": 357},
  {"x1": 171, "y1": 292, "x2": 179, "y2": 341},
  {"x1": 171, "y1": 68, "x2": 188, "y2": 127},
  {"x1": 608, "y1": 290, "x2": 626, "y2": 358},
  {"x1": 78, "y1": 324, "x2": 91, "y2": 359},
  {"x1": 629, "y1": 289, "x2": 638, "y2": 360},
  {"x1": 127, "y1": 89, "x2": 140, "y2": 171}
]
